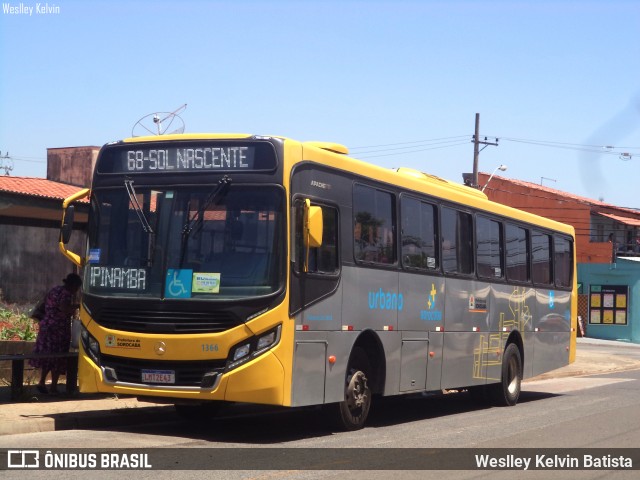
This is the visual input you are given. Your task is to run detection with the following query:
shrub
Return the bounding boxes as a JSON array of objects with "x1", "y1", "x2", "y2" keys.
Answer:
[{"x1": 0, "y1": 303, "x2": 38, "y2": 341}]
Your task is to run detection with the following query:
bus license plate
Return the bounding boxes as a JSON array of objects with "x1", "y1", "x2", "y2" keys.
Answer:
[{"x1": 141, "y1": 369, "x2": 175, "y2": 384}]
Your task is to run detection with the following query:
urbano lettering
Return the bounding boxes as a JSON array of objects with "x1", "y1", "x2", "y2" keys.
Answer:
[{"x1": 368, "y1": 289, "x2": 404, "y2": 311}]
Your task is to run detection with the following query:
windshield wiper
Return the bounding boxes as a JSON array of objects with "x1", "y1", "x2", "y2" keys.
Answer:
[
  {"x1": 124, "y1": 179, "x2": 154, "y2": 234},
  {"x1": 179, "y1": 175, "x2": 232, "y2": 267},
  {"x1": 124, "y1": 179, "x2": 156, "y2": 267},
  {"x1": 182, "y1": 175, "x2": 232, "y2": 237}
]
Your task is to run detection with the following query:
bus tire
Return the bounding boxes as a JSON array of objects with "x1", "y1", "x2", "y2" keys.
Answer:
[
  {"x1": 491, "y1": 343, "x2": 522, "y2": 406},
  {"x1": 336, "y1": 347, "x2": 372, "y2": 431}
]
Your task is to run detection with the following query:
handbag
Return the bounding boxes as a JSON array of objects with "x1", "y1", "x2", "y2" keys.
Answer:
[
  {"x1": 70, "y1": 317, "x2": 81, "y2": 349},
  {"x1": 29, "y1": 296, "x2": 47, "y2": 322}
]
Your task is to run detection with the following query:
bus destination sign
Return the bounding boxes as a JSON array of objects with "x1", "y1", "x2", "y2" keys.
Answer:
[
  {"x1": 99, "y1": 142, "x2": 277, "y2": 174},
  {"x1": 127, "y1": 146, "x2": 253, "y2": 172}
]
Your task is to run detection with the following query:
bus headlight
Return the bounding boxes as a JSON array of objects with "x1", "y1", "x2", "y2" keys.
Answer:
[
  {"x1": 233, "y1": 344, "x2": 251, "y2": 362},
  {"x1": 256, "y1": 330, "x2": 277, "y2": 352},
  {"x1": 226, "y1": 325, "x2": 282, "y2": 371},
  {"x1": 80, "y1": 325, "x2": 101, "y2": 365}
]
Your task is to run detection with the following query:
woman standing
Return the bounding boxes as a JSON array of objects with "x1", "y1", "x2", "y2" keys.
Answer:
[{"x1": 30, "y1": 273, "x2": 82, "y2": 395}]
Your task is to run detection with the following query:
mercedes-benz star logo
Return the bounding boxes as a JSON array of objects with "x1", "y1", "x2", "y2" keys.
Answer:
[{"x1": 154, "y1": 341, "x2": 167, "y2": 356}]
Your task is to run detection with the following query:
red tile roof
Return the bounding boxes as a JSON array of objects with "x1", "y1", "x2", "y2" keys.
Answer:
[
  {"x1": 0, "y1": 176, "x2": 86, "y2": 201},
  {"x1": 594, "y1": 212, "x2": 640, "y2": 227},
  {"x1": 484, "y1": 173, "x2": 640, "y2": 216}
]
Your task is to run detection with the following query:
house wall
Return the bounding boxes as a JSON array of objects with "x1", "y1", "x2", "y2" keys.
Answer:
[
  {"x1": 578, "y1": 260, "x2": 640, "y2": 343},
  {"x1": 47, "y1": 146, "x2": 99, "y2": 187},
  {"x1": 0, "y1": 224, "x2": 85, "y2": 304},
  {"x1": 0, "y1": 146, "x2": 96, "y2": 305}
]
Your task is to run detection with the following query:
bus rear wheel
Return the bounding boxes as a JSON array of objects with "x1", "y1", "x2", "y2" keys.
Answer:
[
  {"x1": 336, "y1": 347, "x2": 372, "y2": 431},
  {"x1": 491, "y1": 343, "x2": 522, "y2": 406}
]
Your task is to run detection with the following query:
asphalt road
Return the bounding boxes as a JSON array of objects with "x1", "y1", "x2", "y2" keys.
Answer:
[{"x1": 2, "y1": 364, "x2": 639, "y2": 480}]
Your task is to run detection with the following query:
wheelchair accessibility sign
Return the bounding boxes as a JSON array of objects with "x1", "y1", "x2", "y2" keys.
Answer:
[{"x1": 165, "y1": 269, "x2": 193, "y2": 298}]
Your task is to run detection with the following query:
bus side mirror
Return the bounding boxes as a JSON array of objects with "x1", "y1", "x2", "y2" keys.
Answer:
[
  {"x1": 304, "y1": 199, "x2": 323, "y2": 248},
  {"x1": 302, "y1": 199, "x2": 323, "y2": 273},
  {"x1": 59, "y1": 188, "x2": 90, "y2": 266},
  {"x1": 60, "y1": 205, "x2": 75, "y2": 244}
]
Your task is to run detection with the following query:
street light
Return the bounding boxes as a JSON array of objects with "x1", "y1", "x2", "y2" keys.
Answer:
[{"x1": 481, "y1": 165, "x2": 507, "y2": 192}]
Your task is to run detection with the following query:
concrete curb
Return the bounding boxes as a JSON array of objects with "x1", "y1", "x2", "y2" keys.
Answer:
[{"x1": 0, "y1": 393, "x2": 174, "y2": 436}]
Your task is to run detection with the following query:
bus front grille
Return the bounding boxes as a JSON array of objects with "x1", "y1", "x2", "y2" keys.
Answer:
[
  {"x1": 96, "y1": 307, "x2": 242, "y2": 334},
  {"x1": 100, "y1": 354, "x2": 227, "y2": 387}
]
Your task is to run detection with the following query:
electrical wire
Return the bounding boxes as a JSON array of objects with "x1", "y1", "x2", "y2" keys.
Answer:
[
  {"x1": 350, "y1": 134, "x2": 639, "y2": 160},
  {"x1": 356, "y1": 140, "x2": 470, "y2": 159},
  {"x1": 7, "y1": 156, "x2": 46, "y2": 163},
  {"x1": 495, "y1": 137, "x2": 639, "y2": 158},
  {"x1": 350, "y1": 135, "x2": 469, "y2": 151}
]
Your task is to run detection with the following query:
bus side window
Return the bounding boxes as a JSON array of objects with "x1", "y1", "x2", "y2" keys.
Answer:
[
  {"x1": 401, "y1": 196, "x2": 438, "y2": 270},
  {"x1": 354, "y1": 184, "x2": 396, "y2": 265},
  {"x1": 476, "y1": 215, "x2": 503, "y2": 279},
  {"x1": 442, "y1": 206, "x2": 474, "y2": 275},
  {"x1": 532, "y1": 230, "x2": 552, "y2": 285},
  {"x1": 554, "y1": 236, "x2": 573, "y2": 288},
  {"x1": 505, "y1": 223, "x2": 530, "y2": 282}
]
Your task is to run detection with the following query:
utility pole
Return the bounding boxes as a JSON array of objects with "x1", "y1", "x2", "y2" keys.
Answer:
[
  {"x1": 471, "y1": 113, "x2": 498, "y2": 189},
  {"x1": 0, "y1": 151, "x2": 12, "y2": 176}
]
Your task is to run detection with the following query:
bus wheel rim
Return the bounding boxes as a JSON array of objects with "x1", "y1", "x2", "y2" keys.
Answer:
[
  {"x1": 507, "y1": 355, "x2": 519, "y2": 395},
  {"x1": 346, "y1": 371, "x2": 369, "y2": 411}
]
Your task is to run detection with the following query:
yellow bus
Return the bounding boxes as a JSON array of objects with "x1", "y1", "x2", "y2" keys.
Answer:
[{"x1": 60, "y1": 133, "x2": 576, "y2": 430}]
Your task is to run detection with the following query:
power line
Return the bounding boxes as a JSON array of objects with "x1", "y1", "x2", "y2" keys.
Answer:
[
  {"x1": 493, "y1": 137, "x2": 639, "y2": 159},
  {"x1": 10, "y1": 155, "x2": 46, "y2": 163},
  {"x1": 350, "y1": 135, "x2": 468, "y2": 151},
  {"x1": 499, "y1": 136, "x2": 640, "y2": 150},
  {"x1": 353, "y1": 138, "x2": 469, "y2": 155},
  {"x1": 357, "y1": 140, "x2": 470, "y2": 159},
  {"x1": 350, "y1": 133, "x2": 639, "y2": 160}
]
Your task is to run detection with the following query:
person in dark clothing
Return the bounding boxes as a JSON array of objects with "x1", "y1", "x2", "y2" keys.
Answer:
[{"x1": 30, "y1": 273, "x2": 82, "y2": 394}]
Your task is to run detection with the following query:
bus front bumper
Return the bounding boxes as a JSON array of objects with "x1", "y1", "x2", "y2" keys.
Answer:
[{"x1": 77, "y1": 344, "x2": 285, "y2": 406}]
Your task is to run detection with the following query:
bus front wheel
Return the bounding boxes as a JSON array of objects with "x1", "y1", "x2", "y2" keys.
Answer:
[
  {"x1": 336, "y1": 347, "x2": 372, "y2": 431},
  {"x1": 491, "y1": 343, "x2": 522, "y2": 406}
]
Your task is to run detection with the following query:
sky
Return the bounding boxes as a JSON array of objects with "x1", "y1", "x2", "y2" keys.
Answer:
[{"x1": 1, "y1": 0, "x2": 639, "y2": 208}]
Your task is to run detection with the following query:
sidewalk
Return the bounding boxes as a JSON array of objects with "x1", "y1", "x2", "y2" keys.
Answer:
[
  {"x1": 1, "y1": 338, "x2": 639, "y2": 436},
  {"x1": 529, "y1": 336, "x2": 640, "y2": 380}
]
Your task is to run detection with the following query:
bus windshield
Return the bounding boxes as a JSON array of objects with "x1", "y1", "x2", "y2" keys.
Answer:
[{"x1": 85, "y1": 184, "x2": 285, "y2": 300}]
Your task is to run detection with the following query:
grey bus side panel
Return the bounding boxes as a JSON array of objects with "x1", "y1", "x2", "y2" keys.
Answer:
[
  {"x1": 342, "y1": 266, "x2": 400, "y2": 331},
  {"x1": 292, "y1": 340, "x2": 327, "y2": 406},
  {"x1": 532, "y1": 288, "x2": 572, "y2": 377},
  {"x1": 440, "y1": 278, "x2": 540, "y2": 389}
]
